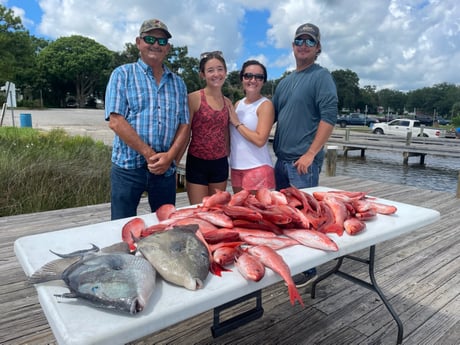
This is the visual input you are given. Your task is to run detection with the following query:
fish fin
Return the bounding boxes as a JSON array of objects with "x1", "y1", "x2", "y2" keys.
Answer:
[
  {"x1": 54, "y1": 292, "x2": 78, "y2": 299},
  {"x1": 49, "y1": 243, "x2": 99, "y2": 258},
  {"x1": 101, "y1": 242, "x2": 130, "y2": 254},
  {"x1": 29, "y1": 257, "x2": 80, "y2": 284},
  {"x1": 287, "y1": 284, "x2": 305, "y2": 308}
]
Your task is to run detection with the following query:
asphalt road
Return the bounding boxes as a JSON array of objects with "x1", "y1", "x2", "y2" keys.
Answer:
[{"x1": 1, "y1": 108, "x2": 114, "y2": 145}]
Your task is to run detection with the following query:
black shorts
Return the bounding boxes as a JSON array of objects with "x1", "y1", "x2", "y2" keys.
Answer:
[{"x1": 186, "y1": 153, "x2": 229, "y2": 185}]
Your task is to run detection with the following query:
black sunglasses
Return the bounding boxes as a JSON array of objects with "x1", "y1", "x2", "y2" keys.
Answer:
[
  {"x1": 242, "y1": 73, "x2": 265, "y2": 81},
  {"x1": 141, "y1": 36, "x2": 169, "y2": 46},
  {"x1": 294, "y1": 38, "x2": 317, "y2": 47}
]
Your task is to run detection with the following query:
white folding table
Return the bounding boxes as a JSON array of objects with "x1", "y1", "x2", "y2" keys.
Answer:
[{"x1": 14, "y1": 186, "x2": 440, "y2": 345}]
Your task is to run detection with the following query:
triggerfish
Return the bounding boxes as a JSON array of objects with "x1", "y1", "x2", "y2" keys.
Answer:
[
  {"x1": 136, "y1": 224, "x2": 210, "y2": 290},
  {"x1": 29, "y1": 243, "x2": 156, "y2": 314}
]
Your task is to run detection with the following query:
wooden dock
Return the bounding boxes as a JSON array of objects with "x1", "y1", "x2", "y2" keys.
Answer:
[
  {"x1": 1, "y1": 176, "x2": 459, "y2": 345},
  {"x1": 326, "y1": 129, "x2": 460, "y2": 165}
]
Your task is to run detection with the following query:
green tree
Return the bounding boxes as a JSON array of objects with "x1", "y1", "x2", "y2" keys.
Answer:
[
  {"x1": 431, "y1": 83, "x2": 460, "y2": 118},
  {"x1": 392, "y1": 83, "x2": 460, "y2": 118},
  {"x1": 270, "y1": 72, "x2": 290, "y2": 97},
  {"x1": 377, "y1": 88, "x2": 407, "y2": 115},
  {"x1": 37, "y1": 35, "x2": 112, "y2": 107},
  {"x1": 112, "y1": 42, "x2": 139, "y2": 66},
  {"x1": 0, "y1": 5, "x2": 50, "y2": 107},
  {"x1": 13, "y1": 34, "x2": 51, "y2": 107},
  {"x1": 223, "y1": 70, "x2": 243, "y2": 102},
  {"x1": 261, "y1": 79, "x2": 276, "y2": 98},
  {"x1": 358, "y1": 85, "x2": 378, "y2": 114},
  {"x1": 0, "y1": 4, "x2": 22, "y2": 31},
  {"x1": 331, "y1": 69, "x2": 360, "y2": 112},
  {"x1": 21, "y1": 36, "x2": 50, "y2": 106},
  {"x1": 451, "y1": 102, "x2": 460, "y2": 122},
  {"x1": 166, "y1": 46, "x2": 202, "y2": 93},
  {"x1": 0, "y1": 5, "x2": 24, "y2": 82},
  {"x1": 1, "y1": 6, "x2": 34, "y2": 89}
]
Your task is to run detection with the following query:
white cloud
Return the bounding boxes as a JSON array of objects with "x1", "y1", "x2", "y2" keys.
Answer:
[
  {"x1": 6, "y1": 0, "x2": 460, "y2": 91},
  {"x1": 35, "y1": 0, "x2": 246, "y2": 69},
  {"x1": 263, "y1": 0, "x2": 460, "y2": 90}
]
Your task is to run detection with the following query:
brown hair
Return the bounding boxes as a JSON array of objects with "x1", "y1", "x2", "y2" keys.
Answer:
[{"x1": 199, "y1": 51, "x2": 227, "y2": 73}]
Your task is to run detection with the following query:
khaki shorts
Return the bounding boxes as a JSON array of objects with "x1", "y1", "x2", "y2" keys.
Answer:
[{"x1": 231, "y1": 165, "x2": 275, "y2": 190}]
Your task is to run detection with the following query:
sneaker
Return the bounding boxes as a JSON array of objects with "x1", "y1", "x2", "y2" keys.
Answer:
[{"x1": 286, "y1": 271, "x2": 318, "y2": 288}]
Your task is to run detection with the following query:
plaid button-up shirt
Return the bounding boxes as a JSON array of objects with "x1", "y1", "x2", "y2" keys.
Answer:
[{"x1": 105, "y1": 59, "x2": 189, "y2": 170}]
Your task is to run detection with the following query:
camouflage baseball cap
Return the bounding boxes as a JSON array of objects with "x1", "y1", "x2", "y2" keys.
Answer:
[
  {"x1": 294, "y1": 23, "x2": 320, "y2": 42},
  {"x1": 139, "y1": 19, "x2": 172, "y2": 38}
]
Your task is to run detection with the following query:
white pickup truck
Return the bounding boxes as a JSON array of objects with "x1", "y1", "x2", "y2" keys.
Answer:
[{"x1": 372, "y1": 119, "x2": 446, "y2": 138}]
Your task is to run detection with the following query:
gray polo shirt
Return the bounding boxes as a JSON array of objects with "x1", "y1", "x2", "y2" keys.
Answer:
[{"x1": 273, "y1": 63, "x2": 338, "y2": 162}]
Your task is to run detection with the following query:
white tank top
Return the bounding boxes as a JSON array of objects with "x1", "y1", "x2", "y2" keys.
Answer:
[{"x1": 229, "y1": 97, "x2": 273, "y2": 169}]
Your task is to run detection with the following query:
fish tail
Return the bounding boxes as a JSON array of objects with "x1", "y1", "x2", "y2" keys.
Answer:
[
  {"x1": 287, "y1": 284, "x2": 305, "y2": 308},
  {"x1": 210, "y1": 262, "x2": 232, "y2": 276},
  {"x1": 29, "y1": 272, "x2": 62, "y2": 284},
  {"x1": 29, "y1": 257, "x2": 81, "y2": 284}
]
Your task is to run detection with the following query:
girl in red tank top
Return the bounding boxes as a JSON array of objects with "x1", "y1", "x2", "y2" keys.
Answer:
[
  {"x1": 188, "y1": 89, "x2": 228, "y2": 160},
  {"x1": 181, "y1": 51, "x2": 232, "y2": 205}
]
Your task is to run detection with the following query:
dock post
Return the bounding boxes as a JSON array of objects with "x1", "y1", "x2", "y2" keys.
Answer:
[
  {"x1": 405, "y1": 131, "x2": 412, "y2": 146},
  {"x1": 420, "y1": 154, "x2": 426, "y2": 165},
  {"x1": 457, "y1": 171, "x2": 460, "y2": 198},
  {"x1": 345, "y1": 128, "x2": 350, "y2": 141},
  {"x1": 403, "y1": 152, "x2": 409, "y2": 165},
  {"x1": 326, "y1": 146, "x2": 338, "y2": 176}
]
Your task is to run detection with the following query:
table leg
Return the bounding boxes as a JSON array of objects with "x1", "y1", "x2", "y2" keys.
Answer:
[
  {"x1": 311, "y1": 245, "x2": 403, "y2": 345},
  {"x1": 211, "y1": 290, "x2": 264, "y2": 338}
]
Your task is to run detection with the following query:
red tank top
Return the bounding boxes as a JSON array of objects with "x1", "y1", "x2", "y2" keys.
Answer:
[{"x1": 189, "y1": 89, "x2": 229, "y2": 160}]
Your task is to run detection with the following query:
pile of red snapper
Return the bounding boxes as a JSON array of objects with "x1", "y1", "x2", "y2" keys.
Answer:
[{"x1": 122, "y1": 187, "x2": 397, "y2": 307}]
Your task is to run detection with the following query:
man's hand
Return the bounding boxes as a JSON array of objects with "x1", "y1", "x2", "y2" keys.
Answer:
[
  {"x1": 294, "y1": 152, "x2": 314, "y2": 175},
  {"x1": 147, "y1": 152, "x2": 172, "y2": 175}
]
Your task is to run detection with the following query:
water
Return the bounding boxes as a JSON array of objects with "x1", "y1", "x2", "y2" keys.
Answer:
[{"x1": 331, "y1": 150, "x2": 459, "y2": 194}]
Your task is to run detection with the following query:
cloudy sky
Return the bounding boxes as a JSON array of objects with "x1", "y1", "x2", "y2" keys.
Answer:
[{"x1": 4, "y1": 0, "x2": 460, "y2": 91}]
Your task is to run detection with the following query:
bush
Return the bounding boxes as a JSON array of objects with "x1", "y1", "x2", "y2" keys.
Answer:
[
  {"x1": 17, "y1": 99, "x2": 44, "y2": 108},
  {"x1": 0, "y1": 127, "x2": 112, "y2": 216},
  {"x1": 451, "y1": 115, "x2": 460, "y2": 127}
]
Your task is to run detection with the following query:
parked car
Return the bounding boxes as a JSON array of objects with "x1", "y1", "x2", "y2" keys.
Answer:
[
  {"x1": 414, "y1": 115, "x2": 433, "y2": 126},
  {"x1": 65, "y1": 97, "x2": 78, "y2": 108},
  {"x1": 372, "y1": 119, "x2": 446, "y2": 138},
  {"x1": 336, "y1": 113, "x2": 379, "y2": 128},
  {"x1": 85, "y1": 96, "x2": 104, "y2": 109},
  {"x1": 375, "y1": 114, "x2": 395, "y2": 123},
  {"x1": 436, "y1": 117, "x2": 451, "y2": 125}
]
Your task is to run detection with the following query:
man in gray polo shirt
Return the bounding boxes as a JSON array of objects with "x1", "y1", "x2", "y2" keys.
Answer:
[{"x1": 273, "y1": 22, "x2": 338, "y2": 287}]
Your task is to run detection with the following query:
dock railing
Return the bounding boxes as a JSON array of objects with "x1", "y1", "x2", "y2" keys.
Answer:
[{"x1": 326, "y1": 128, "x2": 460, "y2": 198}]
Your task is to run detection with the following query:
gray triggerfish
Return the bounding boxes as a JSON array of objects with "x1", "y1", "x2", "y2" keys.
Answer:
[{"x1": 29, "y1": 243, "x2": 156, "y2": 314}]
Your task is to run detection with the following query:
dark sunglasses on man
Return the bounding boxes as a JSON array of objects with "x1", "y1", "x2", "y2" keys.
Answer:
[
  {"x1": 141, "y1": 36, "x2": 169, "y2": 46},
  {"x1": 294, "y1": 38, "x2": 317, "y2": 47}
]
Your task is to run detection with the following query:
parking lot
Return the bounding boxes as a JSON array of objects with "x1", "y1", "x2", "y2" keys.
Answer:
[{"x1": 1, "y1": 108, "x2": 114, "y2": 145}]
